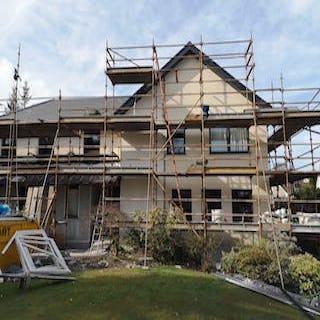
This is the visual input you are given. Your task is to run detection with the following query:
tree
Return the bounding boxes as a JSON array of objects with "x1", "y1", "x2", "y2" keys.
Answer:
[
  {"x1": 20, "y1": 80, "x2": 32, "y2": 109},
  {"x1": 293, "y1": 178, "x2": 320, "y2": 213},
  {"x1": 7, "y1": 85, "x2": 18, "y2": 112},
  {"x1": 7, "y1": 80, "x2": 32, "y2": 112}
]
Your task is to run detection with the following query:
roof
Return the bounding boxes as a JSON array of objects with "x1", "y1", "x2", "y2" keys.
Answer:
[
  {"x1": 1, "y1": 96, "x2": 127, "y2": 122},
  {"x1": 115, "y1": 42, "x2": 271, "y2": 115}
]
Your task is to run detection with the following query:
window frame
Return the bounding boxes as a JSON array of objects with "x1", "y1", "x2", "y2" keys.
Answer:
[
  {"x1": 205, "y1": 189, "x2": 222, "y2": 212},
  {"x1": 167, "y1": 128, "x2": 186, "y2": 155},
  {"x1": 209, "y1": 127, "x2": 249, "y2": 154},
  {"x1": 204, "y1": 189, "x2": 222, "y2": 222},
  {"x1": 172, "y1": 189, "x2": 192, "y2": 221},
  {"x1": 232, "y1": 189, "x2": 253, "y2": 223},
  {"x1": 84, "y1": 132, "x2": 100, "y2": 156}
]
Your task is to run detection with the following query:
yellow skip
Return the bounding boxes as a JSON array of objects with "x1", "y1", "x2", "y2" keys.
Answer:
[{"x1": 0, "y1": 217, "x2": 39, "y2": 270}]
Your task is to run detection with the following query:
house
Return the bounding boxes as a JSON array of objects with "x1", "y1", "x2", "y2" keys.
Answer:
[{"x1": 0, "y1": 40, "x2": 319, "y2": 249}]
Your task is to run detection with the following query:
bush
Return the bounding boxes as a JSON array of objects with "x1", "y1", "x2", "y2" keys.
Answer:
[
  {"x1": 289, "y1": 253, "x2": 320, "y2": 297},
  {"x1": 172, "y1": 230, "x2": 203, "y2": 268},
  {"x1": 235, "y1": 246, "x2": 271, "y2": 280},
  {"x1": 221, "y1": 248, "x2": 237, "y2": 274},
  {"x1": 121, "y1": 228, "x2": 145, "y2": 252},
  {"x1": 172, "y1": 231, "x2": 238, "y2": 271},
  {"x1": 221, "y1": 236, "x2": 298, "y2": 287},
  {"x1": 258, "y1": 239, "x2": 292, "y2": 287},
  {"x1": 148, "y1": 207, "x2": 175, "y2": 264}
]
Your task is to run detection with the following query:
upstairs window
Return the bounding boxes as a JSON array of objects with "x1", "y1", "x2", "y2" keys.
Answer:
[
  {"x1": 84, "y1": 133, "x2": 100, "y2": 156},
  {"x1": 167, "y1": 128, "x2": 185, "y2": 155},
  {"x1": 1, "y1": 138, "x2": 12, "y2": 157},
  {"x1": 210, "y1": 127, "x2": 248, "y2": 153},
  {"x1": 39, "y1": 136, "x2": 54, "y2": 156}
]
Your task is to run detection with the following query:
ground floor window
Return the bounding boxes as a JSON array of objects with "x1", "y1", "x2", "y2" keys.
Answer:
[
  {"x1": 105, "y1": 182, "x2": 120, "y2": 212},
  {"x1": 172, "y1": 189, "x2": 192, "y2": 221},
  {"x1": 232, "y1": 189, "x2": 252, "y2": 222},
  {"x1": 205, "y1": 189, "x2": 222, "y2": 222}
]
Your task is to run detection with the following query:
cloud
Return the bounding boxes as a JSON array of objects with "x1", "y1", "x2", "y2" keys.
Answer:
[
  {"x1": 0, "y1": 0, "x2": 319, "y2": 103},
  {"x1": 287, "y1": 0, "x2": 315, "y2": 15},
  {"x1": 0, "y1": 58, "x2": 14, "y2": 101}
]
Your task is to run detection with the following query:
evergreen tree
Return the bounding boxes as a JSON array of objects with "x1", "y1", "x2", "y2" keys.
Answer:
[
  {"x1": 20, "y1": 80, "x2": 32, "y2": 109},
  {"x1": 7, "y1": 85, "x2": 18, "y2": 112},
  {"x1": 7, "y1": 80, "x2": 32, "y2": 112}
]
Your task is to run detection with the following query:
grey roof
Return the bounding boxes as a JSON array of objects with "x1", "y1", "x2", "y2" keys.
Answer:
[
  {"x1": 1, "y1": 42, "x2": 271, "y2": 121},
  {"x1": 1, "y1": 96, "x2": 127, "y2": 122}
]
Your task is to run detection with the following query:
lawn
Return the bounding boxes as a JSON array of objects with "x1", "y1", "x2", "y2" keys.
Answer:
[{"x1": 0, "y1": 266, "x2": 310, "y2": 320}]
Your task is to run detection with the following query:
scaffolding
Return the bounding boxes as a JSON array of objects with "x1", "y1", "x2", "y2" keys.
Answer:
[
  {"x1": 102, "y1": 37, "x2": 320, "y2": 237},
  {"x1": 0, "y1": 37, "x2": 319, "y2": 250}
]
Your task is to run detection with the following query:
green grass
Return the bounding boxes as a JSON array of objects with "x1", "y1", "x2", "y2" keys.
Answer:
[{"x1": 0, "y1": 266, "x2": 311, "y2": 320}]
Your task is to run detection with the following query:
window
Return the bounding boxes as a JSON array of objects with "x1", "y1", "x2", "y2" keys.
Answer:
[
  {"x1": 232, "y1": 189, "x2": 252, "y2": 223},
  {"x1": 172, "y1": 189, "x2": 192, "y2": 221},
  {"x1": 205, "y1": 189, "x2": 222, "y2": 221},
  {"x1": 167, "y1": 128, "x2": 185, "y2": 155},
  {"x1": 67, "y1": 185, "x2": 79, "y2": 218},
  {"x1": 84, "y1": 133, "x2": 100, "y2": 156},
  {"x1": 39, "y1": 136, "x2": 54, "y2": 156},
  {"x1": 1, "y1": 138, "x2": 12, "y2": 157},
  {"x1": 210, "y1": 127, "x2": 248, "y2": 153},
  {"x1": 106, "y1": 183, "x2": 120, "y2": 211}
]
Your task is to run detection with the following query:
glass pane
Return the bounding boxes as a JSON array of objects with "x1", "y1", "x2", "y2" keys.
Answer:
[
  {"x1": 230, "y1": 128, "x2": 248, "y2": 152},
  {"x1": 172, "y1": 189, "x2": 192, "y2": 214},
  {"x1": 210, "y1": 128, "x2": 228, "y2": 153},
  {"x1": 174, "y1": 137, "x2": 185, "y2": 154},
  {"x1": 168, "y1": 129, "x2": 185, "y2": 154}
]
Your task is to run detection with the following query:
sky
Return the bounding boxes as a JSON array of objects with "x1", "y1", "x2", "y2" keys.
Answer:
[{"x1": 0, "y1": 0, "x2": 319, "y2": 106}]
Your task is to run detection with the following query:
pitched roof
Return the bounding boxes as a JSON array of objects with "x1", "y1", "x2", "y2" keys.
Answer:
[
  {"x1": 1, "y1": 96, "x2": 127, "y2": 122},
  {"x1": 115, "y1": 42, "x2": 271, "y2": 115}
]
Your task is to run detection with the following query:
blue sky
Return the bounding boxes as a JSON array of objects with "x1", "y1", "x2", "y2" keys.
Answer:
[{"x1": 0, "y1": 0, "x2": 319, "y2": 103}]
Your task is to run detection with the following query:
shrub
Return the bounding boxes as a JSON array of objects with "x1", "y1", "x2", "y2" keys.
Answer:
[
  {"x1": 221, "y1": 236, "x2": 298, "y2": 287},
  {"x1": 121, "y1": 228, "x2": 145, "y2": 252},
  {"x1": 236, "y1": 246, "x2": 271, "y2": 280},
  {"x1": 172, "y1": 231, "x2": 237, "y2": 271},
  {"x1": 221, "y1": 248, "x2": 237, "y2": 274},
  {"x1": 148, "y1": 207, "x2": 175, "y2": 264},
  {"x1": 172, "y1": 230, "x2": 203, "y2": 268},
  {"x1": 289, "y1": 253, "x2": 320, "y2": 297},
  {"x1": 258, "y1": 239, "x2": 292, "y2": 287}
]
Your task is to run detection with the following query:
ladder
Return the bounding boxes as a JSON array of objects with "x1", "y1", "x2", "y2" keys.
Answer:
[{"x1": 90, "y1": 198, "x2": 111, "y2": 252}]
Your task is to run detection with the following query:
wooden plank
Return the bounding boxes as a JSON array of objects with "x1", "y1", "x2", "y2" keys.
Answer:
[
  {"x1": 186, "y1": 166, "x2": 257, "y2": 175},
  {"x1": 106, "y1": 66, "x2": 153, "y2": 84},
  {"x1": 35, "y1": 186, "x2": 44, "y2": 224},
  {"x1": 29, "y1": 187, "x2": 38, "y2": 220},
  {"x1": 23, "y1": 187, "x2": 34, "y2": 218},
  {"x1": 41, "y1": 187, "x2": 56, "y2": 229}
]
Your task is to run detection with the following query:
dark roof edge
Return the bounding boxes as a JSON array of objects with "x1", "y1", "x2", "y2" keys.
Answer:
[{"x1": 115, "y1": 42, "x2": 271, "y2": 115}]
